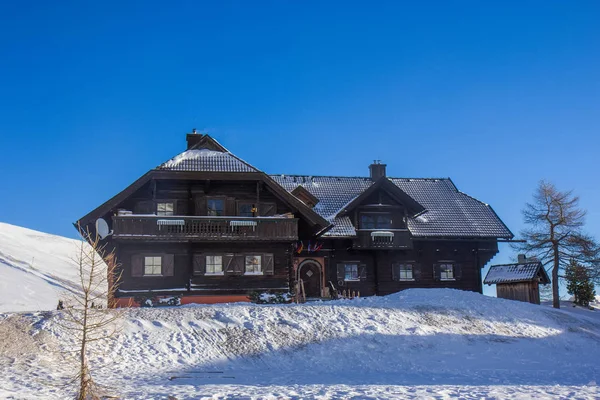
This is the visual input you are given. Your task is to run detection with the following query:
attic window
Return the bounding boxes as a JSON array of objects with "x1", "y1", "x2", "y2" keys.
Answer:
[{"x1": 361, "y1": 213, "x2": 392, "y2": 229}]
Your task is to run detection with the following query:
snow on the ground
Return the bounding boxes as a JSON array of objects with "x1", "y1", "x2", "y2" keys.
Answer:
[
  {"x1": 0, "y1": 222, "x2": 91, "y2": 313},
  {"x1": 1, "y1": 289, "x2": 599, "y2": 399}
]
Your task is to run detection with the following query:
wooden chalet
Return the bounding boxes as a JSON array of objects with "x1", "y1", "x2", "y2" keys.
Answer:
[
  {"x1": 75, "y1": 131, "x2": 514, "y2": 306},
  {"x1": 484, "y1": 255, "x2": 550, "y2": 304}
]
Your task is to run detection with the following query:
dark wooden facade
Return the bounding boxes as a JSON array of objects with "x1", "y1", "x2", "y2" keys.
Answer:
[
  {"x1": 76, "y1": 133, "x2": 508, "y2": 306},
  {"x1": 496, "y1": 282, "x2": 541, "y2": 304}
]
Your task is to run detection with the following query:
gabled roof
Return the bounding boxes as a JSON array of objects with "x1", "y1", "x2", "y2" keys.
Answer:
[
  {"x1": 158, "y1": 135, "x2": 259, "y2": 173},
  {"x1": 270, "y1": 175, "x2": 513, "y2": 239},
  {"x1": 336, "y1": 177, "x2": 425, "y2": 218},
  {"x1": 484, "y1": 262, "x2": 551, "y2": 285},
  {"x1": 76, "y1": 135, "x2": 330, "y2": 234}
]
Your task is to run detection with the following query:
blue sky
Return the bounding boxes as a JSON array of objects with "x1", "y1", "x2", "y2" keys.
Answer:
[{"x1": 1, "y1": 1, "x2": 599, "y2": 290}]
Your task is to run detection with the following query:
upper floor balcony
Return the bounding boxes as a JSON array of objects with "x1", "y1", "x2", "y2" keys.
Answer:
[
  {"x1": 112, "y1": 215, "x2": 298, "y2": 241},
  {"x1": 353, "y1": 229, "x2": 413, "y2": 250}
]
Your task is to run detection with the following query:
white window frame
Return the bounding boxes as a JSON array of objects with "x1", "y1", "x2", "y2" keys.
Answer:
[
  {"x1": 440, "y1": 263, "x2": 455, "y2": 281},
  {"x1": 205, "y1": 255, "x2": 224, "y2": 275},
  {"x1": 245, "y1": 255, "x2": 263, "y2": 275},
  {"x1": 156, "y1": 202, "x2": 174, "y2": 216},
  {"x1": 398, "y1": 263, "x2": 414, "y2": 281},
  {"x1": 144, "y1": 256, "x2": 162, "y2": 276},
  {"x1": 344, "y1": 264, "x2": 359, "y2": 281}
]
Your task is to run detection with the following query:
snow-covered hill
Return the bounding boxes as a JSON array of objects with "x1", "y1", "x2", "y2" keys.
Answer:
[
  {"x1": 0, "y1": 222, "x2": 85, "y2": 312},
  {"x1": 1, "y1": 289, "x2": 599, "y2": 399}
]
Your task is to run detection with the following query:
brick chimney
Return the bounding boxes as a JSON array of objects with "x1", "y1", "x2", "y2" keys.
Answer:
[
  {"x1": 186, "y1": 128, "x2": 203, "y2": 150},
  {"x1": 517, "y1": 254, "x2": 527, "y2": 264},
  {"x1": 369, "y1": 160, "x2": 387, "y2": 181}
]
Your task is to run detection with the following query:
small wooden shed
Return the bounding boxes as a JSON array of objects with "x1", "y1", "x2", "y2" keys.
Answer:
[{"x1": 484, "y1": 257, "x2": 550, "y2": 305}]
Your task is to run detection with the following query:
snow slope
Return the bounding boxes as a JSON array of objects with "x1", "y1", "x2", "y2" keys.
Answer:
[
  {"x1": 1, "y1": 289, "x2": 599, "y2": 399},
  {"x1": 0, "y1": 222, "x2": 86, "y2": 312}
]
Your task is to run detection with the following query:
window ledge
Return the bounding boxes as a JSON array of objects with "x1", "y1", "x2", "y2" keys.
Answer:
[
  {"x1": 398, "y1": 279, "x2": 415, "y2": 282},
  {"x1": 244, "y1": 272, "x2": 264, "y2": 276},
  {"x1": 205, "y1": 272, "x2": 225, "y2": 276},
  {"x1": 143, "y1": 274, "x2": 163, "y2": 277},
  {"x1": 344, "y1": 279, "x2": 360, "y2": 282},
  {"x1": 440, "y1": 278, "x2": 456, "y2": 281}
]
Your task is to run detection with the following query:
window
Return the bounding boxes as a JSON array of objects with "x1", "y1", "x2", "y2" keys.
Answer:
[
  {"x1": 360, "y1": 213, "x2": 392, "y2": 229},
  {"x1": 440, "y1": 263, "x2": 454, "y2": 280},
  {"x1": 207, "y1": 199, "x2": 224, "y2": 216},
  {"x1": 156, "y1": 202, "x2": 174, "y2": 216},
  {"x1": 245, "y1": 255, "x2": 262, "y2": 274},
  {"x1": 398, "y1": 264, "x2": 413, "y2": 280},
  {"x1": 206, "y1": 255, "x2": 223, "y2": 275},
  {"x1": 238, "y1": 202, "x2": 255, "y2": 217},
  {"x1": 344, "y1": 264, "x2": 359, "y2": 281},
  {"x1": 144, "y1": 256, "x2": 162, "y2": 276}
]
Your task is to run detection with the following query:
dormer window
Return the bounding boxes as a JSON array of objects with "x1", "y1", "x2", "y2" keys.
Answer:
[
  {"x1": 156, "y1": 202, "x2": 174, "y2": 216},
  {"x1": 360, "y1": 213, "x2": 392, "y2": 229}
]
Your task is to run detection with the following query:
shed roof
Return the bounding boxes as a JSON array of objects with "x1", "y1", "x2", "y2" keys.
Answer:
[{"x1": 484, "y1": 262, "x2": 550, "y2": 284}]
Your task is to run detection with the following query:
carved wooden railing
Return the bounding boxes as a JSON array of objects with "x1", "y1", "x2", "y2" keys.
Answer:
[{"x1": 112, "y1": 215, "x2": 298, "y2": 241}]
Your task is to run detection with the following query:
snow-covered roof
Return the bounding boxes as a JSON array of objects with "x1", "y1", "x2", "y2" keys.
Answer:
[
  {"x1": 158, "y1": 148, "x2": 259, "y2": 173},
  {"x1": 270, "y1": 175, "x2": 513, "y2": 239},
  {"x1": 484, "y1": 262, "x2": 550, "y2": 284}
]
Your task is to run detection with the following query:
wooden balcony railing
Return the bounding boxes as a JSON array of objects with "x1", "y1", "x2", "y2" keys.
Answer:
[
  {"x1": 353, "y1": 229, "x2": 413, "y2": 250},
  {"x1": 112, "y1": 215, "x2": 298, "y2": 241}
]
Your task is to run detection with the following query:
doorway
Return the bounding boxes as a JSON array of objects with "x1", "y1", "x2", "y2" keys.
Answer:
[{"x1": 298, "y1": 260, "x2": 322, "y2": 298}]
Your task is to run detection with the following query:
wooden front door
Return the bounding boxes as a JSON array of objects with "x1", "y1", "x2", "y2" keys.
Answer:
[{"x1": 300, "y1": 262, "x2": 321, "y2": 298}]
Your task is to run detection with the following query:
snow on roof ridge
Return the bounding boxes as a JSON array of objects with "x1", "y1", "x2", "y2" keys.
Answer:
[
  {"x1": 271, "y1": 174, "x2": 450, "y2": 181},
  {"x1": 160, "y1": 149, "x2": 224, "y2": 168}
]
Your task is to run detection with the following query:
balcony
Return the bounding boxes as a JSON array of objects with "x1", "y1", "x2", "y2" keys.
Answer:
[
  {"x1": 353, "y1": 229, "x2": 412, "y2": 250},
  {"x1": 112, "y1": 215, "x2": 298, "y2": 241}
]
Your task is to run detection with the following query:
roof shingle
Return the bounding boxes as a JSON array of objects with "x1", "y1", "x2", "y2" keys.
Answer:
[
  {"x1": 270, "y1": 175, "x2": 513, "y2": 239},
  {"x1": 484, "y1": 262, "x2": 548, "y2": 284},
  {"x1": 158, "y1": 149, "x2": 259, "y2": 173}
]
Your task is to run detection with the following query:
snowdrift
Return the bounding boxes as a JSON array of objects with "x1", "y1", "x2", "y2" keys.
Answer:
[
  {"x1": 1, "y1": 289, "x2": 600, "y2": 399},
  {"x1": 0, "y1": 222, "x2": 92, "y2": 312}
]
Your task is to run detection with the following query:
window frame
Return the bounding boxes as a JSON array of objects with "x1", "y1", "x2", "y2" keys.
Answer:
[
  {"x1": 397, "y1": 263, "x2": 414, "y2": 281},
  {"x1": 156, "y1": 201, "x2": 175, "y2": 216},
  {"x1": 207, "y1": 197, "x2": 225, "y2": 216},
  {"x1": 359, "y1": 212, "x2": 393, "y2": 230},
  {"x1": 344, "y1": 263, "x2": 360, "y2": 281},
  {"x1": 143, "y1": 255, "x2": 163, "y2": 276},
  {"x1": 244, "y1": 254, "x2": 263, "y2": 275},
  {"x1": 439, "y1": 263, "x2": 455, "y2": 281},
  {"x1": 205, "y1": 255, "x2": 224, "y2": 275},
  {"x1": 237, "y1": 201, "x2": 256, "y2": 217}
]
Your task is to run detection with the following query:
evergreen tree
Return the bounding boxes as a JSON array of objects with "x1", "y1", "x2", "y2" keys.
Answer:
[{"x1": 565, "y1": 259, "x2": 596, "y2": 307}]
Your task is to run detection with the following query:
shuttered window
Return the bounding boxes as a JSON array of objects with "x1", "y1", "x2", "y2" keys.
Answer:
[
  {"x1": 440, "y1": 263, "x2": 454, "y2": 280},
  {"x1": 245, "y1": 255, "x2": 262, "y2": 275},
  {"x1": 144, "y1": 256, "x2": 162, "y2": 276},
  {"x1": 398, "y1": 264, "x2": 413, "y2": 280},
  {"x1": 344, "y1": 264, "x2": 359, "y2": 281},
  {"x1": 206, "y1": 255, "x2": 223, "y2": 275}
]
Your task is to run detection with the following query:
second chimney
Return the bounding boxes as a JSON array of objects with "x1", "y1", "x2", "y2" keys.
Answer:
[{"x1": 369, "y1": 160, "x2": 387, "y2": 181}]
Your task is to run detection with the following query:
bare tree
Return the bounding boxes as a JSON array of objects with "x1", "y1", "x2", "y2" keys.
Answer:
[
  {"x1": 517, "y1": 181, "x2": 599, "y2": 308},
  {"x1": 57, "y1": 226, "x2": 124, "y2": 399}
]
